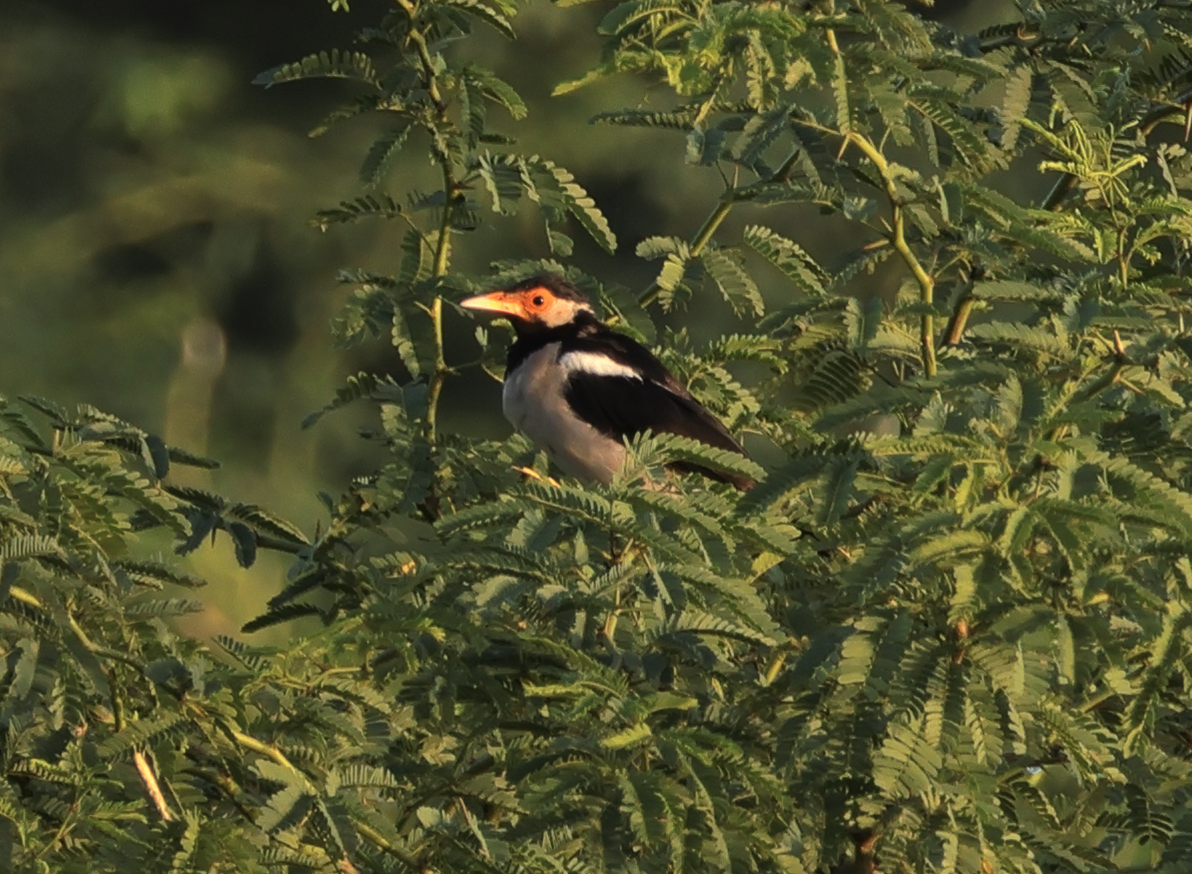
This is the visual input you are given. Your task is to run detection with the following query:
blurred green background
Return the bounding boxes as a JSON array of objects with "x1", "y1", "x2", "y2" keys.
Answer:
[{"x1": 0, "y1": 0, "x2": 1003, "y2": 633}]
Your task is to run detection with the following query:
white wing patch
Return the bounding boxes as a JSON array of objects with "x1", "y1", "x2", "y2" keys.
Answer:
[{"x1": 558, "y1": 351, "x2": 643, "y2": 382}]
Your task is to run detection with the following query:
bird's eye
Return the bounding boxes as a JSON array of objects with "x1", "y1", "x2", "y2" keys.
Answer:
[{"x1": 531, "y1": 295, "x2": 546, "y2": 307}]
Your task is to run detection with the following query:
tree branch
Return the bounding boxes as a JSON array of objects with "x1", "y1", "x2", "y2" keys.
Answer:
[{"x1": 845, "y1": 131, "x2": 937, "y2": 376}]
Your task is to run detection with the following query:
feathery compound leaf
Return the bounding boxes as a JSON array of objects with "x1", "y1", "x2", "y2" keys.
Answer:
[
  {"x1": 461, "y1": 64, "x2": 527, "y2": 119},
  {"x1": 360, "y1": 120, "x2": 413, "y2": 188},
  {"x1": 302, "y1": 372, "x2": 401, "y2": 428},
  {"x1": 542, "y1": 161, "x2": 617, "y2": 253},
  {"x1": 112, "y1": 558, "x2": 206, "y2": 589},
  {"x1": 438, "y1": 0, "x2": 517, "y2": 39},
  {"x1": 97, "y1": 711, "x2": 190, "y2": 758},
  {"x1": 228, "y1": 503, "x2": 309, "y2": 546},
  {"x1": 742, "y1": 225, "x2": 827, "y2": 298},
  {"x1": 832, "y1": 51, "x2": 852, "y2": 135},
  {"x1": 999, "y1": 63, "x2": 1034, "y2": 152},
  {"x1": 814, "y1": 452, "x2": 861, "y2": 528},
  {"x1": 873, "y1": 720, "x2": 944, "y2": 798},
  {"x1": 254, "y1": 49, "x2": 380, "y2": 88},
  {"x1": 594, "y1": 108, "x2": 695, "y2": 130},
  {"x1": 0, "y1": 535, "x2": 67, "y2": 563},
  {"x1": 972, "y1": 280, "x2": 1063, "y2": 302},
  {"x1": 211, "y1": 635, "x2": 273, "y2": 671},
  {"x1": 737, "y1": 449, "x2": 854, "y2": 514},
  {"x1": 312, "y1": 194, "x2": 403, "y2": 230},
  {"x1": 636, "y1": 235, "x2": 688, "y2": 260},
  {"x1": 854, "y1": 0, "x2": 931, "y2": 51},
  {"x1": 646, "y1": 433, "x2": 765, "y2": 481},
  {"x1": 792, "y1": 350, "x2": 869, "y2": 412},
  {"x1": 908, "y1": 86, "x2": 990, "y2": 168},
  {"x1": 477, "y1": 153, "x2": 525, "y2": 214},
  {"x1": 1123, "y1": 601, "x2": 1192, "y2": 753},
  {"x1": 730, "y1": 103, "x2": 794, "y2": 169},
  {"x1": 966, "y1": 322, "x2": 1072, "y2": 361},
  {"x1": 657, "y1": 563, "x2": 777, "y2": 641},
  {"x1": 242, "y1": 601, "x2": 325, "y2": 633},
  {"x1": 513, "y1": 479, "x2": 613, "y2": 526},
  {"x1": 1101, "y1": 454, "x2": 1192, "y2": 538},
  {"x1": 124, "y1": 597, "x2": 204, "y2": 618},
  {"x1": 699, "y1": 247, "x2": 764, "y2": 316}
]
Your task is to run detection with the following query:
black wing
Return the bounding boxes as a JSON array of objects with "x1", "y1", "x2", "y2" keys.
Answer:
[
  {"x1": 563, "y1": 370, "x2": 744, "y2": 452},
  {"x1": 560, "y1": 331, "x2": 753, "y2": 488}
]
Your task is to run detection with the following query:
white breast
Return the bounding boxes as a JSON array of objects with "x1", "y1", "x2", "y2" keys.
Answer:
[{"x1": 502, "y1": 344, "x2": 626, "y2": 484}]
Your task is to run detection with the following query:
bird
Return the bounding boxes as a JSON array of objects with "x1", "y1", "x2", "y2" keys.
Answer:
[{"x1": 460, "y1": 274, "x2": 755, "y2": 490}]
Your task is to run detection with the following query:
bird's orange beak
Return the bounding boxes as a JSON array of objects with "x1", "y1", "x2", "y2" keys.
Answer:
[{"x1": 459, "y1": 290, "x2": 525, "y2": 319}]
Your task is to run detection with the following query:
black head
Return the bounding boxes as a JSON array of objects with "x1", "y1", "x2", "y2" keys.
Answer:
[
  {"x1": 460, "y1": 274, "x2": 597, "y2": 335},
  {"x1": 504, "y1": 274, "x2": 591, "y2": 304}
]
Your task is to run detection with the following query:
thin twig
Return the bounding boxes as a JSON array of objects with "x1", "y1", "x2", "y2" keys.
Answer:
[
  {"x1": 845, "y1": 132, "x2": 937, "y2": 376},
  {"x1": 423, "y1": 64, "x2": 457, "y2": 448},
  {"x1": 638, "y1": 148, "x2": 802, "y2": 309},
  {"x1": 942, "y1": 294, "x2": 976, "y2": 346},
  {"x1": 231, "y1": 730, "x2": 312, "y2": 788},
  {"x1": 639, "y1": 199, "x2": 734, "y2": 309}
]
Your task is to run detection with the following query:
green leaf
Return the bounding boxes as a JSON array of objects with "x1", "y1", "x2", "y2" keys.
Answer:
[
  {"x1": 302, "y1": 372, "x2": 401, "y2": 428},
  {"x1": 97, "y1": 711, "x2": 190, "y2": 758},
  {"x1": 542, "y1": 161, "x2": 617, "y2": 253},
  {"x1": 439, "y1": 0, "x2": 516, "y2": 38},
  {"x1": 742, "y1": 225, "x2": 827, "y2": 298},
  {"x1": 312, "y1": 195, "x2": 403, "y2": 231},
  {"x1": 601, "y1": 723, "x2": 652, "y2": 749},
  {"x1": 908, "y1": 86, "x2": 990, "y2": 167},
  {"x1": 253, "y1": 49, "x2": 380, "y2": 88},
  {"x1": 873, "y1": 720, "x2": 943, "y2": 798},
  {"x1": 242, "y1": 602, "x2": 325, "y2": 633},
  {"x1": 999, "y1": 63, "x2": 1034, "y2": 152},
  {"x1": 699, "y1": 247, "x2": 764, "y2": 316},
  {"x1": 462, "y1": 64, "x2": 528, "y2": 120},
  {"x1": 360, "y1": 121, "x2": 413, "y2": 188}
]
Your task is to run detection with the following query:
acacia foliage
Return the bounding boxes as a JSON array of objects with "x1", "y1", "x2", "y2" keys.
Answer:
[{"x1": 8, "y1": 0, "x2": 1192, "y2": 872}]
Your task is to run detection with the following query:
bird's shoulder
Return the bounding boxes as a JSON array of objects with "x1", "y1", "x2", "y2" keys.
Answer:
[{"x1": 558, "y1": 322, "x2": 691, "y2": 398}]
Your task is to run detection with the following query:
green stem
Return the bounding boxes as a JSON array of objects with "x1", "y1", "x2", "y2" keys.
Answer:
[
  {"x1": 394, "y1": 0, "x2": 455, "y2": 447},
  {"x1": 639, "y1": 199, "x2": 733, "y2": 309},
  {"x1": 356, "y1": 821, "x2": 424, "y2": 868},
  {"x1": 846, "y1": 132, "x2": 937, "y2": 376},
  {"x1": 232, "y1": 730, "x2": 315, "y2": 789},
  {"x1": 426, "y1": 160, "x2": 455, "y2": 443},
  {"x1": 638, "y1": 148, "x2": 801, "y2": 309},
  {"x1": 33, "y1": 796, "x2": 77, "y2": 860},
  {"x1": 67, "y1": 613, "x2": 147, "y2": 670},
  {"x1": 1074, "y1": 356, "x2": 1124, "y2": 406},
  {"x1": 396, "y1": 0, "x2": 445, "y2": 111},
  {"x1": 433, "y1": 156, "x2": 454, "y2": 278}
]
